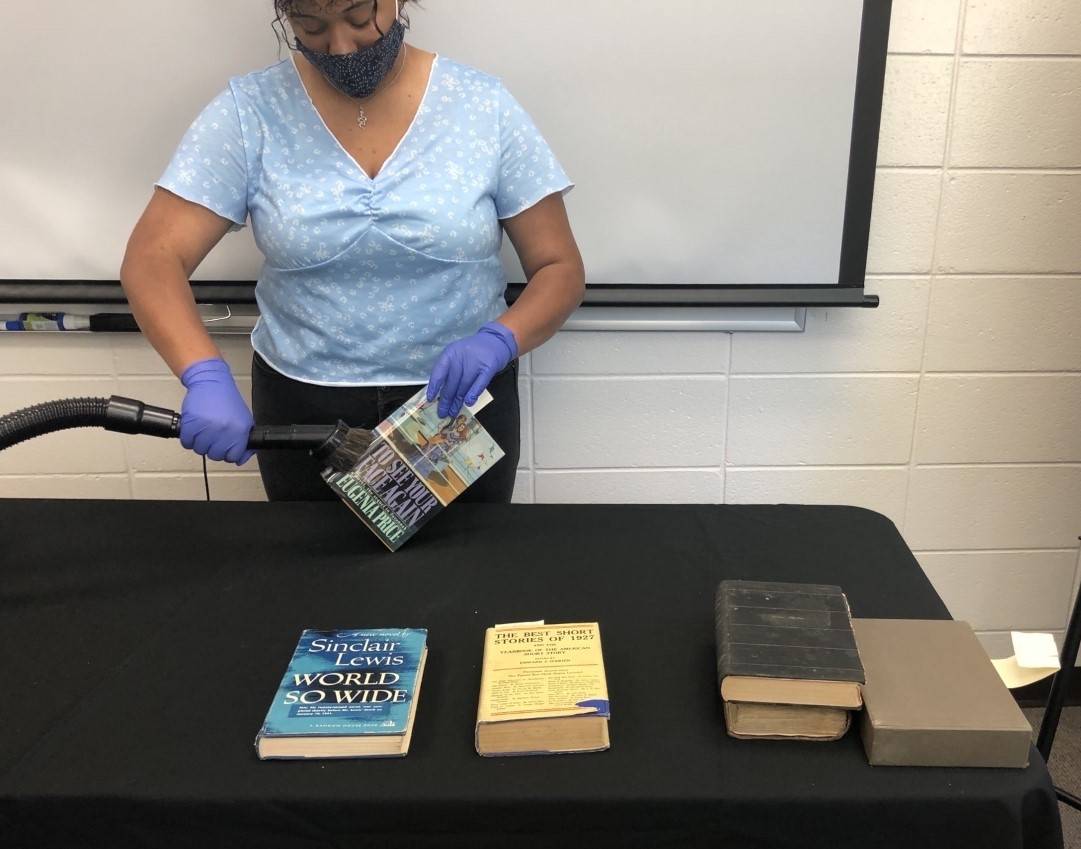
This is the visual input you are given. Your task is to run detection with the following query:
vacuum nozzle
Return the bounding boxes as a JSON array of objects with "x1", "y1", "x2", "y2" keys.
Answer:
[{"x1": 104, "y1": 396, "x2": 180, "y2": 438}]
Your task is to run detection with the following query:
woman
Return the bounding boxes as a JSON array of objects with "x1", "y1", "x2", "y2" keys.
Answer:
[{"x1": 120, "y1": 0, "x2": 583, "y2": 502}]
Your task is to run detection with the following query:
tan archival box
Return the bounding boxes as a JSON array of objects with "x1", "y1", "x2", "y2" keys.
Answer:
[{"x1": 853, "y1": 619, "x2": 1032, "y2": 768}]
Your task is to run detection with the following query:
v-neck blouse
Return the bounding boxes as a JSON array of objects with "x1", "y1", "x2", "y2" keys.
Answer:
[{"x1": 156, "y1": 56, "x2": 573, "y2": 386}]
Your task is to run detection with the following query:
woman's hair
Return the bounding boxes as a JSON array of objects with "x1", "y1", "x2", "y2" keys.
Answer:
[{"x1": 273, "y1": 0, "x2": 414, "y2": 46}]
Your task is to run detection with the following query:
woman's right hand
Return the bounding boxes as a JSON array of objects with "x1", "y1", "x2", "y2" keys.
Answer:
[{"x1": 179, "y1": 358, "x2": 255, "y2": 466}]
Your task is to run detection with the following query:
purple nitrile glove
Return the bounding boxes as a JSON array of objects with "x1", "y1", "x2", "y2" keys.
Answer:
[
  {"x1": 426, "y1": 321, "x2": 518, "y2": 419},
  {"x1": 179, "y1": 357, "x2": 255, "y2": 465}
]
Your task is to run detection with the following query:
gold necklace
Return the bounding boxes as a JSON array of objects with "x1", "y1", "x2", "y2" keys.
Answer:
[{"x1": 357, "y1": 44, "x2": 409, "y2": 129}]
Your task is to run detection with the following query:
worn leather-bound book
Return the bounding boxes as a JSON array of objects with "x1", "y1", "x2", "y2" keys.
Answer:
[{"x1": 715, "y1": 580, "x2": 864, "y2": 741}]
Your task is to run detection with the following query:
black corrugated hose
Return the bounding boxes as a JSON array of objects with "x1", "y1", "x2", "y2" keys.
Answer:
[
  {"x1": 0, "y1": 397, "x2": 111, "y2": 448},
  {"x1": 0, "y1": 395, "x2": 361, "y2": 466},
  {"x1": 0, "y1": 396, "x2": 179, "y2": 451}
]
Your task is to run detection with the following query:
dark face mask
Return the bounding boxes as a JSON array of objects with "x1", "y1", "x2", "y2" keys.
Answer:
[{"x1": 295, "y1": 17, "x2": 405, "y2": 99}]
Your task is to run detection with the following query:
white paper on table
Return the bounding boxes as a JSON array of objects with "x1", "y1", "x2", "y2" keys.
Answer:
[
  {"x1": 1012, "y1": 631, "x2": 1061, "y2": 668},
  {"x1": 991, "y1": 631, "x2": 1061, "y2": 689}
]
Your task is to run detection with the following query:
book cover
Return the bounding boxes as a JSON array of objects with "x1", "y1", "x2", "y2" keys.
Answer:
[
  {"x1": 257, "y1": 628, "x2": 427, "y2": 747},
  {"x1": 715, "y1": 580, "x2": 865, "y2": 684},
  {"x1": 477, "y1": 622, "x2": 610, "y2": 726},
  {"x1": 322, "y1": 388, "x2": 504, "y2": 551}
]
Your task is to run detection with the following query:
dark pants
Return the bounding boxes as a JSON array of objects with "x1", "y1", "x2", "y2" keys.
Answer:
[{"x1": 250, "y1": 353, "x2": 520, "y2": 502}]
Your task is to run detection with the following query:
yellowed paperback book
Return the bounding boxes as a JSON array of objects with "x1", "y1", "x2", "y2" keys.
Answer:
[{"x1": 475, "y1": 622, "x2": 610, "y2": 756}]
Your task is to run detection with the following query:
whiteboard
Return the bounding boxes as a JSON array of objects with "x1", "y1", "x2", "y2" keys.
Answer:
[{"x1": 1, "y1": 0, "x2": 865, "y2": 288}]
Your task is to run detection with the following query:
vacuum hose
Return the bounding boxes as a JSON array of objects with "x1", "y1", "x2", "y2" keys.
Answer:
[
  {"x1": 0, "y1": 397, "x2": 138, "y2": 447},
  {"x1": 0, "y1": 396, "x2": 366, "y2": 470}
]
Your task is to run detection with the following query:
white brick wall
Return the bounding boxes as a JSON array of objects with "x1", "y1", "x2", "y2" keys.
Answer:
[{"x1": 2, "y1": 0, "x2": 1080, "y2": 655}]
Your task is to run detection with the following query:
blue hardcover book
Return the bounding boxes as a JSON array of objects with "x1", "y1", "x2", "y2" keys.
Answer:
[{"x1": 256, "y1": 628, "x2": 428, "y2": 759}]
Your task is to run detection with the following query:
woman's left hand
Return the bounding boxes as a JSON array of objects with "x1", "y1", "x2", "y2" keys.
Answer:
[{"x1": 426, "y1": 321, "x2": 518, "y2": 418}]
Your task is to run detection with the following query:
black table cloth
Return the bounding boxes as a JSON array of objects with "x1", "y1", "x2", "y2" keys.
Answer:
[{"x1": 0, "y1": 500, "x2": 1063, "y2": 849}]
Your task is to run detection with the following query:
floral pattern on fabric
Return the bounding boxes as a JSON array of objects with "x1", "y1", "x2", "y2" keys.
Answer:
[{"x1": 157, "y1": 56, "x2": 573, "y2": 385}]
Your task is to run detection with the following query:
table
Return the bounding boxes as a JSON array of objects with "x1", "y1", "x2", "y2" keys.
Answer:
[{"x1": 0, "y1": 500, "x2": 1063, "y2": 849}]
